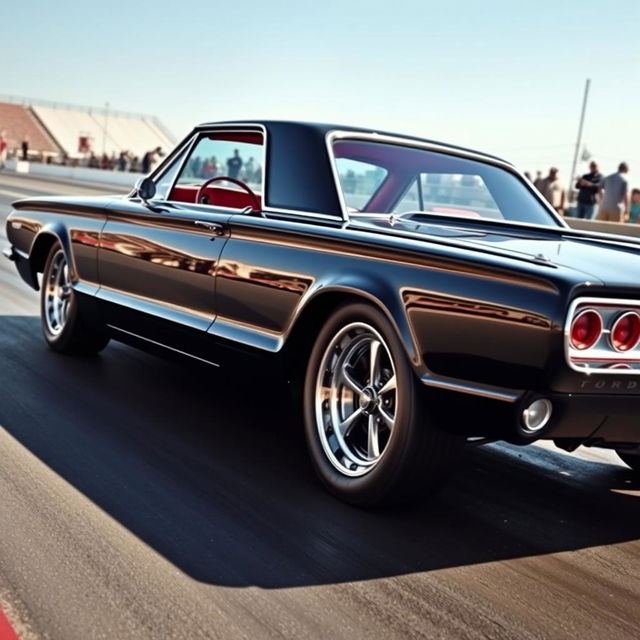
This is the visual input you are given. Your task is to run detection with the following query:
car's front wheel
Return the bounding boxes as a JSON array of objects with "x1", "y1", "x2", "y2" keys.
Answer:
[
  {"x1": 617, "y1": 450, "x2": 640, "y2": 472},
  {"x1": 41, "y1": 242, "x2": 109, "y2": 355},
  {"x1": 303, "y1": 302, "x2": 460, "y2": 507}
]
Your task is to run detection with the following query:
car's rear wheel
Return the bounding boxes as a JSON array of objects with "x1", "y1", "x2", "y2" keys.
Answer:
[
  {"x1": 303, "y1": 302, "x2": 460, "y2": 507},
  {"x1": 617, "y1": 450, "x2": 640, "y2": 472},
  {"x1": 41, "y1": 242, "x2": 109, "y2": 355}
]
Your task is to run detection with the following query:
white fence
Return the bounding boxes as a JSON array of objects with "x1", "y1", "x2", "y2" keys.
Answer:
[{"x1": 5, "y1": 160, "x2": 144, "y2": 188}]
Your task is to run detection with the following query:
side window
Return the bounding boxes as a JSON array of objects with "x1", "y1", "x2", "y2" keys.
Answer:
[
  {"x1": 335, "y1": 158, "x2": 387, "y2": 212},
  {"x1": 176, "y1": 135, "x2": 263, "y2": 191},
  {"x1": 393, "y1": 173, "x2": 503, "y2": 220}
]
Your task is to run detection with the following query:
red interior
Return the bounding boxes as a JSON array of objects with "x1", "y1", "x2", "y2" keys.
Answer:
[
  {"x1": 208, "y1": 131, "x2": 263, "y2": 145},
  {"x1": 169, "y1": 131, "x2": 264, "y2": 210},
  {"x1": 171, "y1": 184, "x2": 262, "y2": 210}
]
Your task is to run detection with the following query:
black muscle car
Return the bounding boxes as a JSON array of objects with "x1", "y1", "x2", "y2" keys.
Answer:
[{"x1": 4, "y1": 120, "x2": 640, "y2": 506}]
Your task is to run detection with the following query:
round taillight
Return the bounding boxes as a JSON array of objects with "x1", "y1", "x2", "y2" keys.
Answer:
[
  {"x1": 570, "y1": 309, "x2": 602, "y2": 350},
  {"x1": 610, "y1": 312, "x2": 640, "y2": 352}
]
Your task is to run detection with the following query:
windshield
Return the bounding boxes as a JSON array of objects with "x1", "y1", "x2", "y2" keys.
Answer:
[{"x1": 332, "y1": 139, "x2": 561, "y2": 227}]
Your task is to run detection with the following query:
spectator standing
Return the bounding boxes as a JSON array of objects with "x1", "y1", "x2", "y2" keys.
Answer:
[
  {"x1": 0, "y1": 131, "x2": 7, "y2": 169},
  {"x1": 574, "y1": 161, "x2": 602, "y2": 219},
  {"x1": 533, "y1": 171, "x2": 545, "y2": 191},
  {"x1": 21, "y1": 136, "x2": 29, "y2": 161},
  {"x1": 201, "y1": 158, "x2": 215, "y2": 179},
  {"x1": 227, "y1": 149, "x2": 243, "y2": 178},
  {"x1": 244, "y1": 156, "x2": 256, "y2": 182},
  {"x1": 117, "y1": 151, "x2": 129, "y2": 172},
  {"x1": 142, "y1": 146, "x2": 164, "y2": 174},
  {"x1": 597, "y1": 163, "x2": 629, "y2": 222},
  {"x1": 210, "y1": 156, "x2": 220, "y2": 177},
  {"x1": 538, "y1": 167, "x2": 566, "y2": 214},
  {"x1": 629, "y1": 189, "x2": 640, "y2": 224}
]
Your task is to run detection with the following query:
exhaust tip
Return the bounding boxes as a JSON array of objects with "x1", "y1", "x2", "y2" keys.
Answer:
[{"x1": 521, "y1": 398, "x2": 553, "y2": 434}]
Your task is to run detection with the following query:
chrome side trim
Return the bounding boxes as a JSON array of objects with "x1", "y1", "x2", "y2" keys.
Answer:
[
  {"x1": 325, "y1": 129, "x2": 569, "y2": 229},
  {"x1": 564, "y1": 296, "x2": 640, "y2": 375},
  {"x1": 107, "y1": 325, "x2": 220, "y2": 368},
  {"x1": 72, "y1": 280, "x2": 100, "y2": 296},
  {"x1": 420, "y1": 373, "x2": 522, "y2": 402},
  {"x1": 207, "y1": 316, "x2": 283, "y2": 353}
]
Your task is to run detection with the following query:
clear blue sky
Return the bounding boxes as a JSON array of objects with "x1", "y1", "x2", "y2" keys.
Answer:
[{"x1": 2, "y1": 0, "x2": 639, "y2": 184}]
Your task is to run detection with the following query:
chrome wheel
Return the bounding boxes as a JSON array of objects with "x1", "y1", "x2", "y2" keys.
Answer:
[
  {"x1": 315, "y1": 322, "x2": 397, "y2": 477},
  {"x1": 44, "y1": 250, "x2": 72, "y2": 336}
]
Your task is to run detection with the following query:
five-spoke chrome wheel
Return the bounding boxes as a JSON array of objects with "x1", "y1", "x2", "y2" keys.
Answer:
[
  {"x1": 315, "y1": 322, "x2": 397, "y2": 477},
  {"x1": 44, "y1": 249, "x2": 73, "y2": 336}
]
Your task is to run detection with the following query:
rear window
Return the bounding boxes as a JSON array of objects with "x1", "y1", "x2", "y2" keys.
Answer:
[
  {"x1": 335, "y1": 158, "x2": 387, "y2": 212},
  {"x1": 332, "y1": 139, "x2": 559, "y2": 226}
]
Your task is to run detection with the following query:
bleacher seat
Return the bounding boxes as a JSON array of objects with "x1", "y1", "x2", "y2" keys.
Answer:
[
  {"x1": 32, "y1": 105, "x2": 175, "y2": 159},
  {"x1": 0, "y1": 102, "x2": 59, "y2": 155}
]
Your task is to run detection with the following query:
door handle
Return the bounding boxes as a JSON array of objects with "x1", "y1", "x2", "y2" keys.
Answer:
[{"x1": 194, "y1": 220, "x2": 226, "y2": 236}]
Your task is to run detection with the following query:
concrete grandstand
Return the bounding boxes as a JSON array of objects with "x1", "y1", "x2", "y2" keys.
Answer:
[
  {"x1": 0, "y1": 96, "x2": 175, "y2": 161},
  {"x1": 0, "y1": 101, "x2": 60, "y2": 157}
]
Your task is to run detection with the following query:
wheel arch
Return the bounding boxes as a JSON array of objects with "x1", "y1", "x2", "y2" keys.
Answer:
[
  {"x1": 281, "y1": 277, "x2": 421, "y2": 389},
  {"x1": 27, "y1": 224, "x2": 72, "y2": 290}
]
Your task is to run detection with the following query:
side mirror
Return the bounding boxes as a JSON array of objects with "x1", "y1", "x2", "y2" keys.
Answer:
[{"x1": 134, "y1": 177, "x2": 156, "y2": 204}]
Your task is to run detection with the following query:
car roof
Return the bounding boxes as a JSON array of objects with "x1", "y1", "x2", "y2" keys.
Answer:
[{"x1": 195, "y1": 120, "x2": 511, "y2": 167}]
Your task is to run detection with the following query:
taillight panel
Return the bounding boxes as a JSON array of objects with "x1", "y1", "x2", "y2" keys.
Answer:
[{"x1": 565, "y1": 298, "x2": 640, "y2": 374}]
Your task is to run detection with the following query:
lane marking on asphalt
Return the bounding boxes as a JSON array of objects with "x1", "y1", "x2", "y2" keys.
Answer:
[
  {"x1": 0, "y1": 608, "x2": 20, "y2": 640},
  {"x1": 0, "y1": 189, "x2": 29, "y2": 199}
]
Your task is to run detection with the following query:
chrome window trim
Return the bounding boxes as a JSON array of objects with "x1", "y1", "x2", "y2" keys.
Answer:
[
  {"x1": 564, "y1": 296, "x2": 640, "y2": 375},
  {"x1": 152, "y1": 122, "x2": 344, "y2": 220},
  {"x1": 134, "y1": 131, "x2": 198, "y2": 197},
  {"x1": 325, "y1": 130, "x2": 569, "y2": 229},
  {"x1": 161, "y1": 133, "x2": 199, "y2": 198},
  {"x1": 150, "y1": 123, "x2": 268, "y2": 212},
  {"x1": 262, "y1": 207, "x2": 344, "y2": 222}
]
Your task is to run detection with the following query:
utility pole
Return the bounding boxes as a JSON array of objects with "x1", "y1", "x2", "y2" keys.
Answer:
[{"x1": 569, "y1": 79, "x2": 590, "y2": 202}]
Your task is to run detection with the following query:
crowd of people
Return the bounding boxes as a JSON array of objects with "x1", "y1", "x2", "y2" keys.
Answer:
[
  {"x1": 76, "y1": 146, "x2": 165, "y2": 173},
  {"x1": 526, "y1": 162, "x2": 638, "y2": 224},
  {"x1": 187, "y1": 149, "x2": 262, "y2": 184}
]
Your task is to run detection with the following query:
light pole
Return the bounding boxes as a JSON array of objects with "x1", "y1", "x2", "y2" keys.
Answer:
[
  {"x1": 569, "y1": 79, "x2": 590, "y2": 202},
  {"x1": 102, "y1": 101, "x2": 110, "y2": 156}
]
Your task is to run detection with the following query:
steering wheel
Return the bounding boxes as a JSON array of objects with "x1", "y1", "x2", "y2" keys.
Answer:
[{"x1": 195, "y1": 176, "x2": 260, "y2": 212}]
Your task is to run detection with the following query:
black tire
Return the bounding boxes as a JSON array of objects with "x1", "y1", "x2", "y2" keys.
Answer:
[
  {"x1": 617, "y1": 450, "x2": 640, "y2": 472},
  {"x1": 303, "y1": 302, "x2": 461, "y2": 507},
  {"x1": 40, "y1": 242, "x2": 109, "y2": 355}
]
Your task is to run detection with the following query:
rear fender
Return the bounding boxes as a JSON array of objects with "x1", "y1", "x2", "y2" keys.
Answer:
[{"x1": 294, "y1": 271, "x2": 422, "y2": 370}]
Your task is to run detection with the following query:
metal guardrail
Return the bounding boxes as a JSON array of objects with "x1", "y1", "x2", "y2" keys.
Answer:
[{"x1": 566, "y1": 218, "x2": 640, "y2": 239}]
